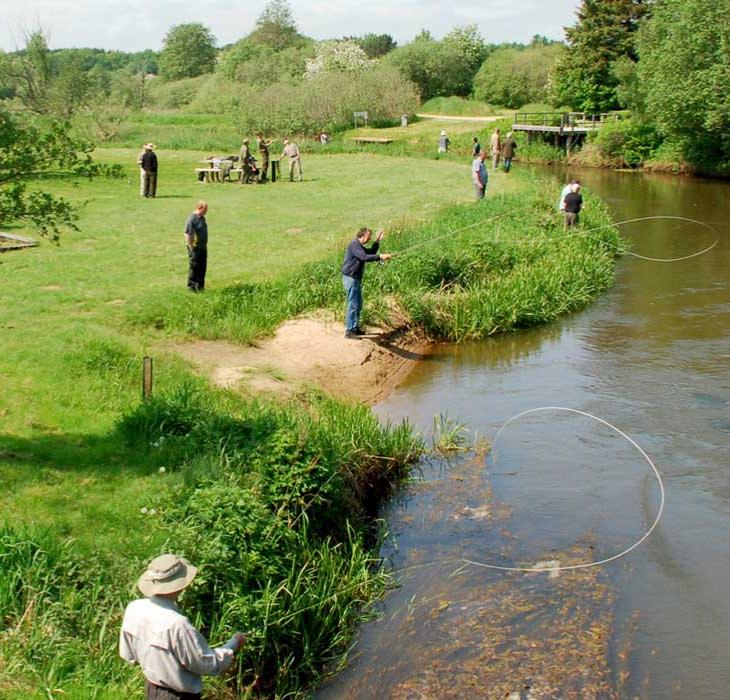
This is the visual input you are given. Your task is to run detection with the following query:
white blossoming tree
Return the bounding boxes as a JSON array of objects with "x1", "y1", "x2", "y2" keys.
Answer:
[{"x1": 305, "y1": 40, "x2": 372, "y2": 79}]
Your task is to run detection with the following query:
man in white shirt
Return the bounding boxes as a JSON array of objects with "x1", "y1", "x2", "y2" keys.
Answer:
[
  {"x1": 120, "y1": 554, "x2": 245, "y2": 700},
  {"x1": 280, "y1": 138, "x2": 303, "y2": 181}
]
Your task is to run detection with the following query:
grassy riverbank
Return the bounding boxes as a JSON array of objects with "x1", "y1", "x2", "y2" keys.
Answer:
[{"x1": 0, "y1": 150, "x2": 619, "y2": 698}]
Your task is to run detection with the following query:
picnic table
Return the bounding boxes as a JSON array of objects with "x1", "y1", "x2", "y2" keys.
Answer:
[
  {"x1": 195, "y1": 159, "x2": 242, "y2": 182},
  {"x1": 352, "y1": 137, "x2": 394, "y2": 145}
]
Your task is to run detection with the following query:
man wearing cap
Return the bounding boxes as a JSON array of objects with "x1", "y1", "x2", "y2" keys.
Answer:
[
  {"x1": 141, "y1": 143, "x2": 158, "y2": 198},
  {"x1": 280, "y1": 138, "x2": 302, "y2": 182},
  {"x1": 120, "y1": 553, "x2": 245, "y2": 700}
]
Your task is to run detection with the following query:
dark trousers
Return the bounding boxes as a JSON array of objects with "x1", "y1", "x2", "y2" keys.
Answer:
[
  {"x1": 145, "y1": 680, "x2": 201, "y2": 700},
  {"x1": 187, "y1": 247, "x2": 207, "y2": 291},
  {"x1": 143, "y1": 171, "x2": 157, "y2": 198}
]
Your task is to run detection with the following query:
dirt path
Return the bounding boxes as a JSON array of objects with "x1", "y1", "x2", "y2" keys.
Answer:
[{"x1": 169, "y1": 318, "x2": 430, "y2": 405}]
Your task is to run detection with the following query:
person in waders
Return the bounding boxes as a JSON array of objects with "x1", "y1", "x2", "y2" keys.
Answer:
[
  {"x1": 341, "y1": 227, "x2": 392, "y2": 338},
  {"x1": 119, "y1": 553, "x2": 246, "y2": 700}
]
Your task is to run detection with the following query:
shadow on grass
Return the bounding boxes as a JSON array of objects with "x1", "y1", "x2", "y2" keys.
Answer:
[{"x1": 0, "y1": 429, "x2": 163, "y2": 479}]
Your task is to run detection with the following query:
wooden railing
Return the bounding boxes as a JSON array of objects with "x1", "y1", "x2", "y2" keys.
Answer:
[{"x1": 513, "y1": 112, "x2": 626, "y2": 130}]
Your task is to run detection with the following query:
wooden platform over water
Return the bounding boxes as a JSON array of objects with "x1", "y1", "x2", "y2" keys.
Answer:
[{"x1": 512, "y1": 112, "x2": 624, "y2": 151}]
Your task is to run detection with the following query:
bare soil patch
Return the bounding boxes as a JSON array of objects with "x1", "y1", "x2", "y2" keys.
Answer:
[{"x1": 169, "y1": 318, "x2": 430, "y2": 405}]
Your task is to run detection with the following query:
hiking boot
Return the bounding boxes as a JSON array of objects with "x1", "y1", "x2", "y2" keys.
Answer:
[
  {"x1": 345, "y1": 330, "x2": 360, "y2": 339},
  {"x1": 353, "y1": 327, "x2": 366, "y2": 336}
]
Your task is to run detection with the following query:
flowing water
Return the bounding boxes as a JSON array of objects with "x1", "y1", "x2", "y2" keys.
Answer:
[{"x1": 317, "y1": 169, "x2": 730, "y2": 700}]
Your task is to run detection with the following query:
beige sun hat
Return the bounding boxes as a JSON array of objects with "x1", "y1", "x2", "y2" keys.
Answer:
[
  {"x1": 143, "y1": 143, "x2": 155, "y2": 150},
  {"x1": 440, "y1": 130, "x2": 447, "y2": 136},
  {"x1": 138, "y1": 554, "x2": 197, "y2": 597}
]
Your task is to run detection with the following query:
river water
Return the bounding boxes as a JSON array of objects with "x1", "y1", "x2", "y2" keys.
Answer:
[{"x1": 318, "y1": 169, "x2": 730, "y2": 699}]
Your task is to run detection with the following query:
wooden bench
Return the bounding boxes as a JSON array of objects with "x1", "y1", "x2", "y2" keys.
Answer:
[
  {"x1": 0, "y1": 232, "x2": 39, "y2": 252},
  {"x1": 353, "y1": 137, "x2": 394, "y2": 145}
]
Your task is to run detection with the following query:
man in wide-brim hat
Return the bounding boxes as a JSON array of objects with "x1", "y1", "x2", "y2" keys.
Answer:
[
  {"x1": 140, "y1": 142, "x2": 159, "y2": 198},
  {"x1": 120, "y1": 553, "x2": 245, "y2": 700}
]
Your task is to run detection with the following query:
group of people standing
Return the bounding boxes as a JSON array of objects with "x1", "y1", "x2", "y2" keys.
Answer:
[
  {"x1": 468, "y1": 128, "x2": 517, "y2": 201},
  {"x1": 238, "y1": 134, "x2": 303, "y2": 184}
]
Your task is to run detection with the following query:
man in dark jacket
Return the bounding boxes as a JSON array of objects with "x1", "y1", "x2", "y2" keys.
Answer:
[
  {"x1": 501, "y1": 132, "x2": 517, "y2": 172},
  {"x1": 341, "y1": 227, "x2": 392, "y2": 338},
  {"x1": 256, "y1": 132, "x2": 272, "y2": 183},
  {"x1": 564, "y1": 184, "x2": 583, "y2": 228},
  {"x1": 141, "y1": 143, "x2": 158, "y2": 198},
  {"x1": 185, "y1": 201, "x2": 209, "y2": 291}
]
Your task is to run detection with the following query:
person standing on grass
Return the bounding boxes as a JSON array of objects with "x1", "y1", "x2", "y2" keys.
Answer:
[
  {"x1": 490, "y1": 128, "x2": 501, "y2": 170},
  {"x1": 341, "y1": 227, "x2": 392, "y2": 338},
  {"x1": 564, "y1": 183, "x2": 584, "y2": 228},
  {"x1": 472, "y1": 150, "x2": 488, "y2": 201},
  {"x1": 137, "y1": 146, "x2": 146, "y2": 197},
  {"x1": 185, "y1": 201, "x2": 209, "y2": 292},
  {"x1": 120, "y1": 553, "x2": 246, "y2": 700},
  {"x1": 438, "y1": 130, "x2": 450, "y2": 154},
  {"x1": 280, "y1": 139, "x2": 303, "y2": 181},
  {"x1": 240, "y1": 139, "x2": 255, "y2": 184},
  {"x1": 141, "y1": 143, "x2": 158, "y2": 198},
  {"x1": 256, "y1": 131, "x2": 272, "y2": 183},
  {"x1": 559, "y1": 179, "x2": 580, "y2": 211},
  {"x1": 472, "y1": 136, "x2": 481, "y2": 158},
  {"x1": 501, "y1": 132, "x2": 517, "y2": 172}
]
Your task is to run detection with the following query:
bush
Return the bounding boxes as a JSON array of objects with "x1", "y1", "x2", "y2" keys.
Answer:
[
  {"x1": 146, "y1": 74, "x2": 215, "y2": 109},
  {"x1": 590, "y1": 117, "x2": 662, "y2": 167}
]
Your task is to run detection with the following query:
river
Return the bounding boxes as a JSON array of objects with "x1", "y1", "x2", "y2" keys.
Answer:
[{"x1": 317, "y1": 169, "x2": 730, "y2": 699}]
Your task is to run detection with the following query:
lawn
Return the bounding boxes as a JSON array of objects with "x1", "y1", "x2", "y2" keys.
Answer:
[{"x1": 0, "y1": 149, "x2": 513, "y2": 552}]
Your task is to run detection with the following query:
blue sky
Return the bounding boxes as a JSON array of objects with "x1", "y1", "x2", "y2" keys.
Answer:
[{"x1": 1, "y1": 0, "x2": 582, "y2": 52}]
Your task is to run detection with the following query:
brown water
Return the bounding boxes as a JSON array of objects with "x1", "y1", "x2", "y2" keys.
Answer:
[{"x1": 317, "y1": 169, "x2": 730, "y2": 700}]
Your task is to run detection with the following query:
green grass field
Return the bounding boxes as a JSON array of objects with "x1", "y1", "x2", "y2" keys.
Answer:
[{"x1": 2, "y1": 149, "x2": 500, "y2": 547}]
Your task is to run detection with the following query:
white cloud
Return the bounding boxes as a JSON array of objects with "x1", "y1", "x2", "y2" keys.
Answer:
[{"x1": 0, "y1": 0, "x2": 580, "y2": 52}]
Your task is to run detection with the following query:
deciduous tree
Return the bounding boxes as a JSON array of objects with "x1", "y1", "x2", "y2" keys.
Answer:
[
  {"x1": 0, "y1": 110, "x2": 120, "y2": 241},
  {"x1": 248, "y1": 0, "x2": 303, "y2": 50},
  {"x1": 637, "y1": 0, "x2": 730, "y2": 170},
  {"x1": 159, "y1": 23, "x2": 216, "y2": 81},
  {"x1": 549, "y1": 0, "x2": 650, "y2": 112},
  {"x1": 350, "y1": 33, "x2": 397, "y2": 59},
  {"x1": 474, "y1": 44, "x2": 564, "y2": 108}
]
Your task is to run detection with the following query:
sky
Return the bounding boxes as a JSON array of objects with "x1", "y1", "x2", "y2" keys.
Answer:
[{"x1": 0, "y1": 0, "x2": 582, "y2": 53}]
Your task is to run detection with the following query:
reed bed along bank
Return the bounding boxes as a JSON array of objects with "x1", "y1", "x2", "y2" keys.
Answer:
[{"x1": 135, "y1": 176, "x2": 623, "y2": 344}]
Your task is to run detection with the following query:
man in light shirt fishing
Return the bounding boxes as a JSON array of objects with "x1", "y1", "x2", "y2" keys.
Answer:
[{"x1": 120, "y1": 554, "x2": 246, "y2": 700}]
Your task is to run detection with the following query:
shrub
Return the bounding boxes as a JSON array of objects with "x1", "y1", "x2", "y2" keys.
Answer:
[{"x1": 590, "y1": 117, "x2": 662, "y2": 167}]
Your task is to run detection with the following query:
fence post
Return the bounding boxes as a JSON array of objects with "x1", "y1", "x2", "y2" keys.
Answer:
[{"x1": 142, "y1": 356, "x2": 153, "y2": 401}]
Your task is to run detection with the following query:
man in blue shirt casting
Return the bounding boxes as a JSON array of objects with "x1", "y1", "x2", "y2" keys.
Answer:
[{"x1": 341, "y1": 227, "x2": 392, "y2": 338}]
